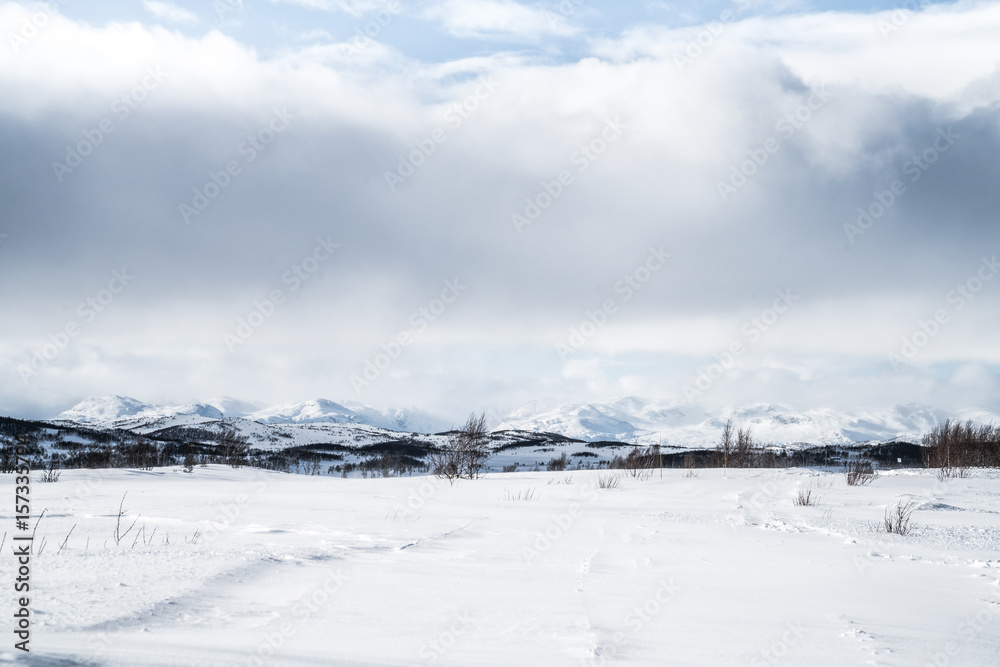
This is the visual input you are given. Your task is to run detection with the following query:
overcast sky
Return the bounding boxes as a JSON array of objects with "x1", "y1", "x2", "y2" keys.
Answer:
[{"x1": 2, "y1": 0, "x2": 999, "y2": 420}]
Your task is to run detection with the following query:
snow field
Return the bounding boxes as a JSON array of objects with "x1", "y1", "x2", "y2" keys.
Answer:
[{"x1": 1, "y1": 466, "x2": 998, "y2": 666}]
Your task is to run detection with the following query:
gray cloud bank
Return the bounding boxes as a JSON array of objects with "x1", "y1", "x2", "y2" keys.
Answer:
[{"x1": 1, "y1": 3, "x2": 1000, "y2": 420}]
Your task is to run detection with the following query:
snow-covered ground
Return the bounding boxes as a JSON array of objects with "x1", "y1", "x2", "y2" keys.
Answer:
[{"x1": 3, "y1": 466, "x2": 999, "y2": 666}]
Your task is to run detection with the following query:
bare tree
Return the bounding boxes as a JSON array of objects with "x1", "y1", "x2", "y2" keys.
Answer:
[
  {"x1": 431, "y1": 412, "x2": 492, "y2": 482},
  {"x1": 923, "y1": 419, "x2": 1000, "y2": 470},
  {"x1": 218, "y1": 428, "x2": 250, "y2": 468},
  {"x1": 734, "y1": 426, "x2": 757, "y2": 468},
  {"x1": 430, "y1": 448, "x2": 460, "y2": 484},
  {"x1": 458, "y1": 412, "x2": 491, "y2": 478},
  {"x1": 716, "y1": 418, "x2": 734, "y2": 469}
]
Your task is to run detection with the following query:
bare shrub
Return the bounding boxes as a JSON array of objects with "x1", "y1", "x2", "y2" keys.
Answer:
[
  {"x1": 845, "y1": 457, "x2": 878, "y2": 486},
  {"x1": 547, "y1": 453, "x2": 568, "y2": 472},
  {"x1": 597, "y1": 473, "x2": 622, "y2": 489},
  {"x1": 882, "y1": 499, "x2": 916, "y2": 535},
  {"x1": 681, "y1": 452, "x2": 699, "y2": 476},
  {"x1": 501, "y1": 488, "x2": 537, "y2": 501},
  {"x1": 502, "y1": 462, "x2": 519, "y2": 473},
  {"x1": 113, "y1": 493, "x2": 140, "y2": 547},
  {"x1": 56, "y1": 524, "x2": 76, "y2": 555},
  {"x1": 611, "y1": 445, "x2": 657, "y2": 479},
  {"x1": 38, "y1": 467, "x2": 61, "y2": 483},
  {"x1": 936, "y1": 465, "x2": 970, "y2": 482},
  {"x1": 793, "y1": 487, "x2": 814, "y2": 506}
]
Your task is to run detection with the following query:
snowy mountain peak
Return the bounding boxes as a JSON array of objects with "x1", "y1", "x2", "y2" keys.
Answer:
[
  {"x1": 57, "y1": 395, "x2": 155, "y2": 423},
  {"x1": 56, "y1": 395, "x2": 225, "y2": 426},
  {"x1": 247, "y1": 399, "x2": 359, "y2": 425},
  {"x1": 203, "y1": 396, "x2": 261, "y2": 418},
  {"x1": 170, "y1": 403, "x2": 225, "y2": 420}
]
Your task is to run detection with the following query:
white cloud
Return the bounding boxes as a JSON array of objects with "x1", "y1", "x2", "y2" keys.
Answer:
[
  {"x1": 424, "y1": 0, "x2": 579, "y2": 40},
  {"x1": 297, "y1": 28, "x2": 334, "y2": 41},
  {"x1": 592, "y1": 4, "x2": 1000, "y2": 100},
  {"x1": 142, "y1": 1, "x2": 199, "y2": 25},
  {"x1": 268, "y1": 0, "x2": 388, "y2": 16}
]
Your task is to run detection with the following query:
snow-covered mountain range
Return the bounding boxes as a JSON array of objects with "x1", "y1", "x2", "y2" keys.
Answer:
[
  {"x1": 495, "y1": 397, "x2": 1000, "y2": 447},
  {"x1": 48, "y1": 395, "x2": 1000, "y2": 449},
  {"x1": 55, "y1": 395, "x2": 454, "y2": 436},
  {"x1": 57, "y1": 395, "x2": 225, "y2": 424}
]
